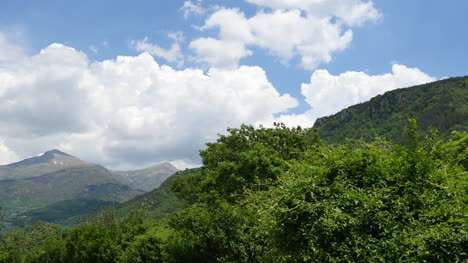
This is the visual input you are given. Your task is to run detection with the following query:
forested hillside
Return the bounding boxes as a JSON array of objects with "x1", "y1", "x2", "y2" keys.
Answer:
[
  {"x1": 314, "y1": 77, "x2": 468, "y2": 144},
  {"x1": 1, "y1": 123, "x2": 466, "y2": 262}
]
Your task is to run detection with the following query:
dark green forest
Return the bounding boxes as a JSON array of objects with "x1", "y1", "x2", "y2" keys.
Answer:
[{"x1": 0, "y1": 121, "x2": 466, "y2": 262}]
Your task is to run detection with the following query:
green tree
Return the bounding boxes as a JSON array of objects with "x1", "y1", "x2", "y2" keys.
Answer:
[
  {"x1": 167, "y1": 124, "x2": 321, "y2": 262},
  {"x1": 21, "y1": 239, "x2": 66, "y2": 263},
  {"x1": 173, "y1": 123, "x2": 320, "y2": 204},
  {"x1": 121, "y1": 227, "x2": 170, "y2": 263},
  {"x1": 252, "y1": 132, "x2": 467, "y2": 261},
  {"x1": 441, "y1": 131, "x2": 468, "y2": 170},
  {"x1": 61, "y1": 207, "x2": 122, "y2": 263},
  {"x1": 0, "y1": 221, "x2": 62, "y2": 263}
]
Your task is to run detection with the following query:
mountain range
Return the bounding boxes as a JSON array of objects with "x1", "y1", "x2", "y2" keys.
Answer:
[{"x1": 0, "y1": 150, "x2": 178, "y2": 231}]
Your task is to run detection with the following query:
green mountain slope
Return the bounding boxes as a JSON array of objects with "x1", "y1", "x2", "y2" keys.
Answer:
[
  {"x1": 0, "y1": 153, "x2": 142, "y2": 212},
  {"x1": 117, "y1": 168, "x2": 200, "y2": 219},
  {"x1": 0, "y1": 150, "x2": 178, "y2": 231},
  {"x1": 313, "y1": 76, "x2": 468, "y2": 144}
]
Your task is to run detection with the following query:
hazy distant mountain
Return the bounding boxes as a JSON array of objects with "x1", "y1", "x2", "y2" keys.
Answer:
[
  {"x1": 0, "y1": 150, "x2": 177, "y2": 230},
  {"x1": 314, "y1": 77, "x2": 468, "y2": 144},
  {"x1": 111, "y1": 162, "x2": 179, "y2": 192}
]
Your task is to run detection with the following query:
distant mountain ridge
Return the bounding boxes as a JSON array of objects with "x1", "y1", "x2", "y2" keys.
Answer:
[
  {"x1": 111, "y1": 162, "x2": 178, "y2": 191},
  {"x1": 314, "y1": 76, "x2": 468, "y2": 144}
]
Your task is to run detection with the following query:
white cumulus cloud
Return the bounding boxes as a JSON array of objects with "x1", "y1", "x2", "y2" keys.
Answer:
[
  {"x1": 189, "y1": 0, "x2": 380, "y2": 70},
  {"x1": 0, "y1": 38, "x2": 297, "y2": 169},
  {"x1": 189, "y1": 38, "x2": 252, "y2": 69}
]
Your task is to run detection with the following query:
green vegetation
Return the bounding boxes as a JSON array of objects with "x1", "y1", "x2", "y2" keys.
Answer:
[
  {"x1": 314, "y1": 77, "x2": 468, "y2": 144},
  {"x1": 0, "y1": 150, "x2": 177, "y2": 231},
  {"x1": 1, "y1": 122, "x2": 466, "y2": 262},
  {"x1": 22, "y1": 199, "x2": 116, "y2": 226},
  {"x1": 117, "y1": 168, "x2": 200, "y2": 219},
  {"x1": 0, "y1": 165, "x2": 140, "y2": 219}
]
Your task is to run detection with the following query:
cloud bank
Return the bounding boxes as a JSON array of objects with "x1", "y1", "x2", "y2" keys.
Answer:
[{"x1": 0, "y1": 39, "x2": 297, "y2": 168}]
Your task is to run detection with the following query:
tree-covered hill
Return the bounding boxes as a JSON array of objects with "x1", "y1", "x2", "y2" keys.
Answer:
[{"x1": 314, "y1": 76, "x2": 468, "y2": 144}]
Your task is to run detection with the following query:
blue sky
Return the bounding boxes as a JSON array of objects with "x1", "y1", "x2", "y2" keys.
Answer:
[{"x1": 0, "y1": 0, "x2": 466, "y2": 168}]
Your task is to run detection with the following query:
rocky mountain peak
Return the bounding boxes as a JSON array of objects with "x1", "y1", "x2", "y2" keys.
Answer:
[
  {"x1": 43, "y1": 149, "x2": 71, "y2": 157},
  {"x1": 6, "y1": 149, "x2": 76, "y2": 168}
]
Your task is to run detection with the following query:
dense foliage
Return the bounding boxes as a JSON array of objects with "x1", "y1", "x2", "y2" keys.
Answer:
[
  {"x1": 0, "y1": 123, "x2": 466, "y2": 262},
  {"x1": 314, "y1": 77, "x2": 468, "y2": 144}
]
